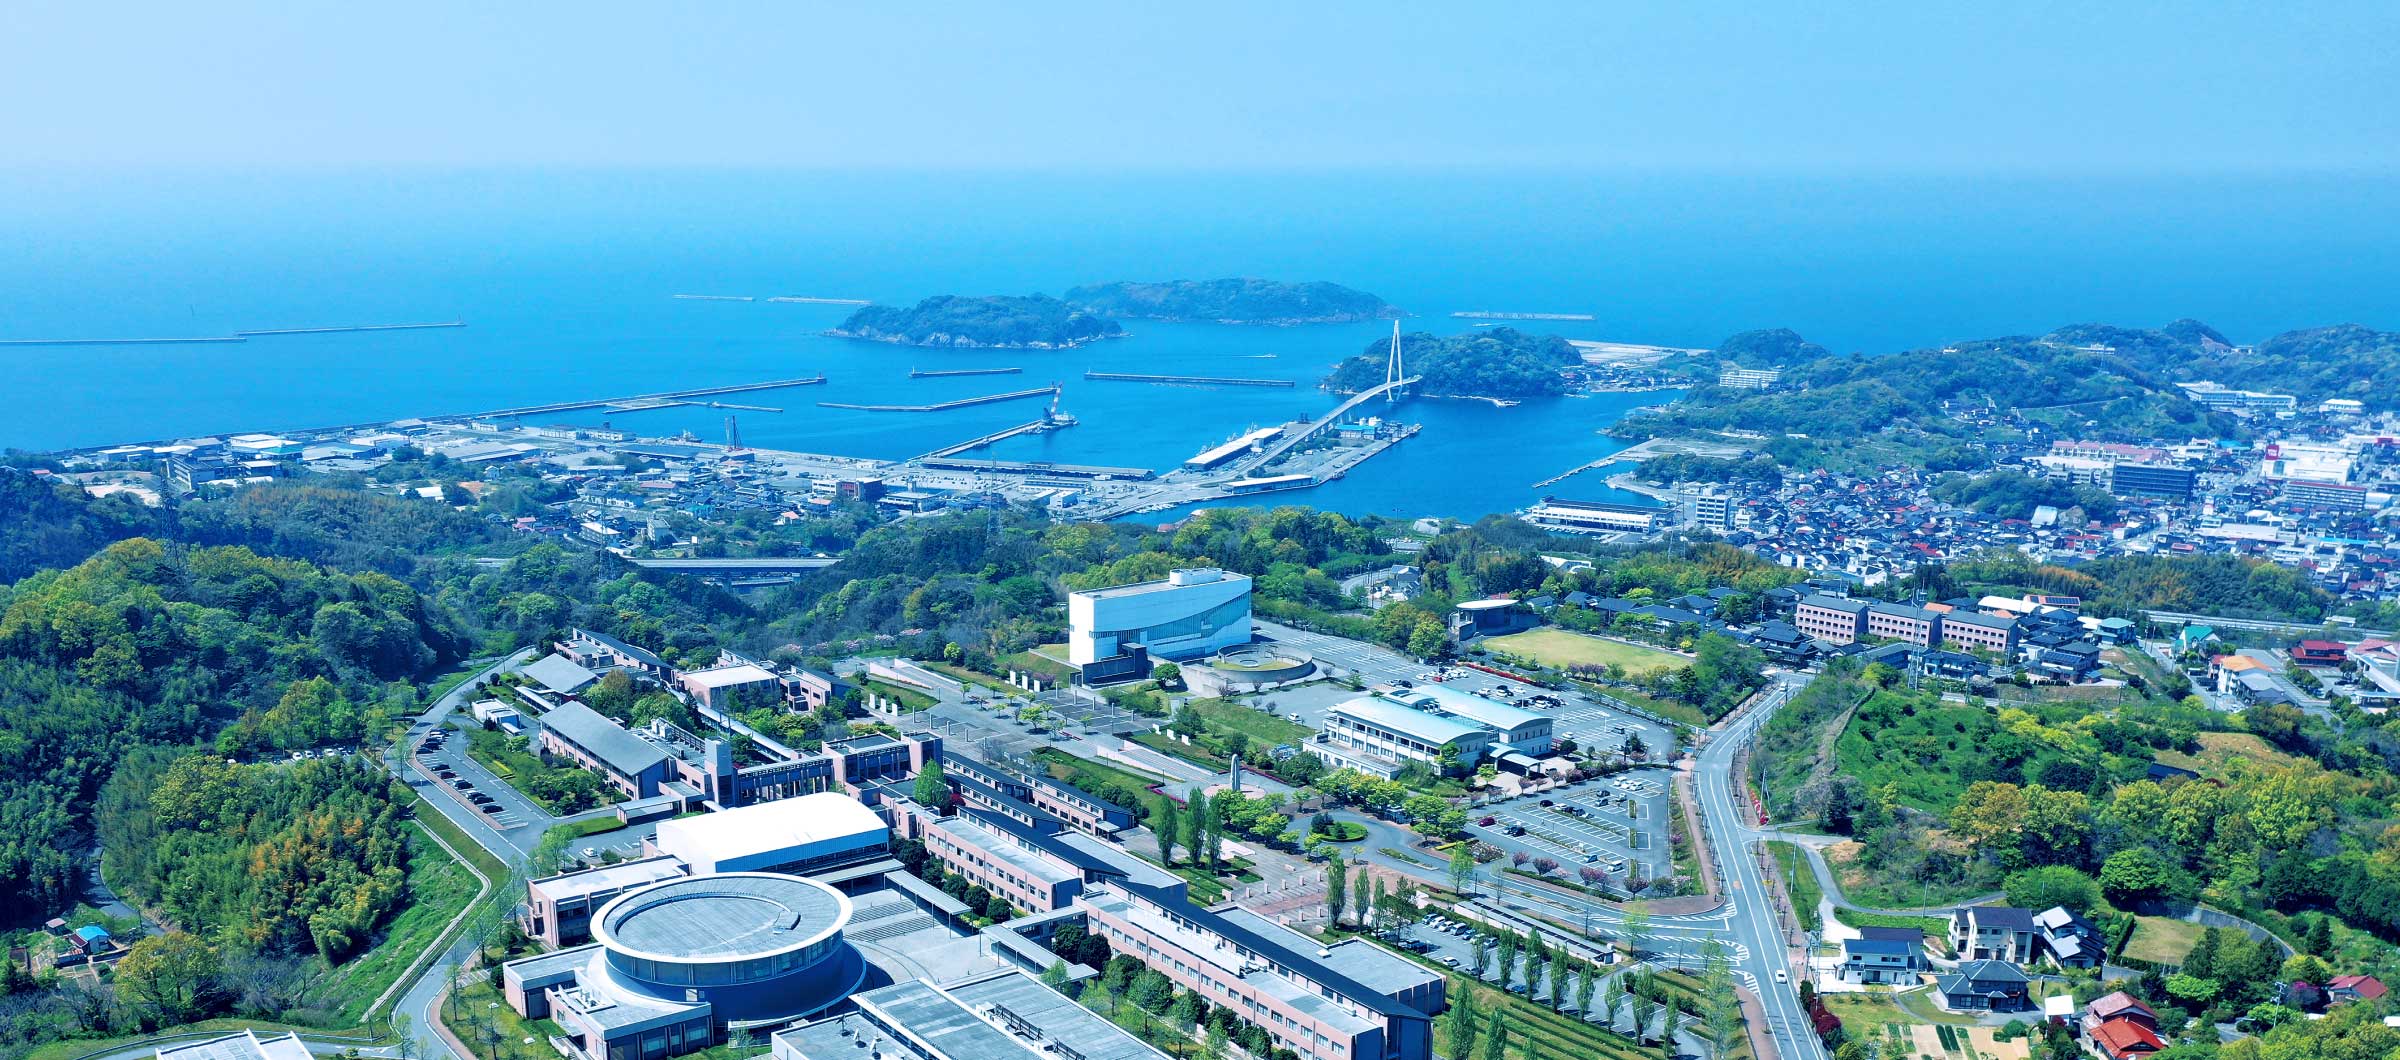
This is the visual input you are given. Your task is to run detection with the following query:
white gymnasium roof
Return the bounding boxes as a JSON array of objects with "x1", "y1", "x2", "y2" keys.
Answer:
[{"x1": 656, "y1": 792, "x2": 887, "y2": 864}]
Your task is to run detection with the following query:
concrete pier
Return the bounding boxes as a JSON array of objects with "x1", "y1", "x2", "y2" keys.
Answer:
[
  {"x1": 818, "y1": 385, "x2": 1057, "y2": 412},
  {"x1": 1083, "y1": 371, "x2": 1294, "y2": 387}
]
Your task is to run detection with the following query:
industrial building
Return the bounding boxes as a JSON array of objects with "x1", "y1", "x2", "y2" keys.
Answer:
[
  {"x1": 653, "y1": 791, "x2": 891, "y2": 875},
  {"x1": 1522, "y1": 496, "x2": 1670, "y2": 534},
  {"x1": 773, "y1": 968, "x2": 1171, "y2": 1060},
  {"x1": 503, "y1": 873, "x2": 867, "y2": 1057},
  {"x1": 1067, "y1": 568, "x2": 1254, "y2": 683}
]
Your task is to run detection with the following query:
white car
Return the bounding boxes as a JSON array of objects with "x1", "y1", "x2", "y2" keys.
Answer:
[
  {"x1": 582, "y1": 847, "x2": 598, "y2": 860},
  {"x1": 1773, "y1": 970, "x2": 1788, "y2": 984}
]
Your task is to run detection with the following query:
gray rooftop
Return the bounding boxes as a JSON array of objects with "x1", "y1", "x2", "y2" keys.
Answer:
[
  {"x1": 781, "y1": 971, "x2": 1168, "y2": 1060},
  {"x1": 540, "y1": 700, "x2": 670, "y2": 778},
  {"x1": 598, "y1": 874, "x2": 846, "y2": 959},
  {"x1": 1329, "y1": 695, "x2": 1486, "y2": 746},
  {"x1": 158, "y1": 1032, "x2": 314, "y2": 1060},
  {"x1": 522, "y1": 653, "x2": 600, "y2": 694},
  {"x1": 1215, "y1": 908, "x2": 1437, "y2": 1000},
  {"x1": 530, "y1": 855, "x2": 688, "y2": 902}
]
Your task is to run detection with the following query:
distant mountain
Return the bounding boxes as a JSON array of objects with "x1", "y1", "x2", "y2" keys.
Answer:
[
  {"x1": 828, "y1": 295, "x2": 1125, "y2": 349},
  {"x1": 1322, "y1": 327, "x2": 1580, "y2": 398},
  {"x1": 1065, "y1": 278, "x2": 1400, "y2": 325},
  {"x1": 1612, "y1": 330, "x2": 2235, "y2": 471},
  {"x1": 2212, "y1": 324, "x2": 2400, "y2": 406},
  {"x1": 2046, "y1": 319, "x2": 2400, "y2": 407}
]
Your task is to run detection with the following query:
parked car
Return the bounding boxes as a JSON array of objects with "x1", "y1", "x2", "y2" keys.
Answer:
[
  {"x1": 1478, "y1": 816, "x2": 1496, "y2": 827},
  {"x1": 479, "y1": 804, "x2": 503, "y2": 815}
]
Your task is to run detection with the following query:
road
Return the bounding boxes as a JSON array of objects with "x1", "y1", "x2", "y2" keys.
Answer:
[
  {"x1": 378, "y1": 648, "x2": 548, "y2": 1060},
  {"x1": 1693, "y1": 672, "x2": 1824, "y2": 1060}
]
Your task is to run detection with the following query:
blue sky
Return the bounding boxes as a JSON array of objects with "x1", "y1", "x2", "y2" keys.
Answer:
[{"x1": 2, "y1": 1, "x2": 2394, "y2": 172}]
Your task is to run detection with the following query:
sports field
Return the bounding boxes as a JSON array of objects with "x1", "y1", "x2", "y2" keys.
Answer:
[{"x1": 1485, "y1": 628, "x2": 1684, "y2": 675}]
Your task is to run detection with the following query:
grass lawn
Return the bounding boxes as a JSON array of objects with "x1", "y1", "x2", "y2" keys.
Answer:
[
  {"x1": 314, "y1": 821, "x2": 485, "y2": 1021},
  {"x1": 23, "y1": 1018, "x2": 374, "y2": 1060},
  {"x1": 1487, "y1": 629, "x2": 1684, "y2": 676},
  {"x1": 1004, "y1": 644, "x2": 1077, "y2": 683},
  {"x1": 1032, "y1": 747, "x2": 1171, "y2": 799},
  {"x1": 464, "y1": 728, "x2": 619, "y2": 814},
  {"x1": 1831, "y1": 909, "x2": 1955, "y2": 954},
  {"x1": 1585, "y1": 683, "x2": 1708, "y2": 728},
  {"x1": 860, "y1": 678, "x2": 937, "y2": 712},
  {"x1": 928, "y1": 661, "x2": 1028, "y2": 697},
  {"x1": 1821, "y1": 989, "x2": 1980, "y2": 1030},
  {"x1": 2123, "y1": 916, "x2": 2205, "y2": 965},
  {"x1": 1190, "y1": 698, "x2": 1314, "y2": 748},
  {"x1": 1824, "y1": 840, "x2": 1998, "y2": 911},
  {"x1": 408, "y1": 790, "x2": 509, "y2": 881},
  {"x1": 1766, "y1": 841, "x2": 1823, "y2": 933},
  {"x1": 443, "y1": 980, "x2": 569, "y2": 1055},
  {"x1": 1133, "y1": 730, "x2": 1231, "y2": 771},
  {"x1": 2152, "y1": 731, "x2": 2313, "y2": 778}
]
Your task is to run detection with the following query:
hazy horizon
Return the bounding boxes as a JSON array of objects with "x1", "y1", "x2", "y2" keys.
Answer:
[{"x1": 5, "y1": 2, "x2": 2397, "y2": 174}]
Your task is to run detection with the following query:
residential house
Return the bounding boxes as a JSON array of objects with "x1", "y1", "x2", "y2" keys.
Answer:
[
  {"x1": 2032, "y1": 906, "x2": 2103, "y2": 969},
  {"x1": 2081, "y1": 992, "x2": 2157, "y2": 1038},
  {"x1": 1935, "y1": 959, "x2": 2030, "y2": 1012},
  {"x1": 1840, "y1": 936, "x2": 1921, "y2": 984},
  {"x1": 2092, "y1": 1018, "x2": 2165, "y2": 1060},
  {"x1": 1950, "y1": 905, "x2": 2037, "y2": 963},
  {"x1": 2328, "y1": 974, "x2": 2389, "y2": 1005}
]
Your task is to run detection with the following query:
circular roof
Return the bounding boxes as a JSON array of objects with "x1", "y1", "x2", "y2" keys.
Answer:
[{"x1": 592, "y1": 872, "x2": 851, "y2": 963}]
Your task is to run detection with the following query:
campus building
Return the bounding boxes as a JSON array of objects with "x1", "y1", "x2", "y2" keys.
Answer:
[
  {"x1": 888, "y1": 797, "x2": 1182, "y2": 915},
  {"x1": 1938, "y1": 610, "x2": 2020, "y2": 654},
  {"x1": 942, "y1": 756, "x2": 1139, "y2": 838},
  {"x1": 1864, "y1": 602, "x2": 1940, "y2": 646},
  {"x1": 772, "y1": 968, "x2": 1171, "y2": 1060},
  {"x1": 156, "y1": 1031, "x2": 313, "y2": 1060},
  {"x1": 539, "y1": 700, "x2": 673, "y2": 800},
  {"x1": 1313, "y1": 695, "x2": 1492, "y2": 778},
  {"x1": 503, "y1": 873, "x2": 868, "y2": 1057},
  {"x1": 524, "y1": 855, "x2": 693, "y2": 949},
  {"x1": 653, "y1": 791, "x2": 891, "y2": 876},
  {"x1": 1794, "y1": 595, "x2": 1869, "y2": 643},
  {"x1": 1077, "y1": 883, "x2": 1442, "y2": 1060},
  {"x1": 1068, "y1": 569, "x2": 1254, "y2": 683}
]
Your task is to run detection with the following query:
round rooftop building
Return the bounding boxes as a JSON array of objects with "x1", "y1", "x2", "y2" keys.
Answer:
[{"x1": 588, "y1": 872, "x2": 863, "y2": 1023}]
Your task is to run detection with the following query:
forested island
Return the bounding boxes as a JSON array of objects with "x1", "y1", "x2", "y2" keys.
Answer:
[
  {"x1": 1321, "y1": 327, "x2": 1581, "y2": 398},
  {"x1": 1064, "y1": 278, "x2": 1401, "y2": 325},
  {"x1": 828, "y1": 294, "x2": 1125, "y2": 349}
]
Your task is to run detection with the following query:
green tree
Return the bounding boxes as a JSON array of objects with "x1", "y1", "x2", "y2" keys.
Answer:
[
  {"x1": 913, "y1": 761, "x2": 951, "y2": 811},
  {"x1": 1482, "y1": 1010, "x2": 1509, "y2": 1060},
  {"x1": 1151, "y1": 662, "x2": 1183, "y2": 689},
  {"x1": 1154, "y1": 795, "x2": 1180, "y2": 866},
  {"x1": 1449, "y1": 843, "x2": 1480, "y2": 892},
  {"x1": 1408, "y1": 619, "x2": 1448, "y2": 660},
  {"x1": 1186, "y1": 796, "x2": 1211, "y2": 870},
  {"x1": 116, "y1": 930, "x2": 222, "y2": 1024},
  {"x1": 1325, "y1": 852, "x2": 1347, "y2": 925},
  {"x1": 2003, "y1": 865, "x2": 2103, "y2": 916}
]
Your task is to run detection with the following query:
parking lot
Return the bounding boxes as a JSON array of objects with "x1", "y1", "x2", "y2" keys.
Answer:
[
  {"x1": 1466, "y1": 769, "x2": 1676, "y2": 890},
  {"x1": 407, "y1": 723, "x2": 544, "y2": 832}
]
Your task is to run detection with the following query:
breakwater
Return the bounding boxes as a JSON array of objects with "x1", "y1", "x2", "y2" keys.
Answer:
[
  {"x1": 1083, "y1": 371, "x2": 1294, "y2": 388},
  {"x1": 818, "y1": 385, "x2": 1057, "y2": 412}
]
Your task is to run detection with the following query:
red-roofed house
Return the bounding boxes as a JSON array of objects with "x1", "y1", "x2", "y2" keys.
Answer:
[
  {"x1": 2092, "y1": 1018, "x2": 2165, "y2": 1060},
  {"x1": 2329, "y1": 974, "x2": 2388, "y2": 1004},
  {"x1": 2082, "y1": 992, "x2": 2157, "y2": 1038},
  {"x1": 2294, "y1": 640, "x2": 2350, "y2": 667}
]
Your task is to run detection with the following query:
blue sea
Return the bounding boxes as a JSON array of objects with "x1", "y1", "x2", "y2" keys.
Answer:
[{"x1": 6, "y1": 169, "x2": 2398, "y2": 522}]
